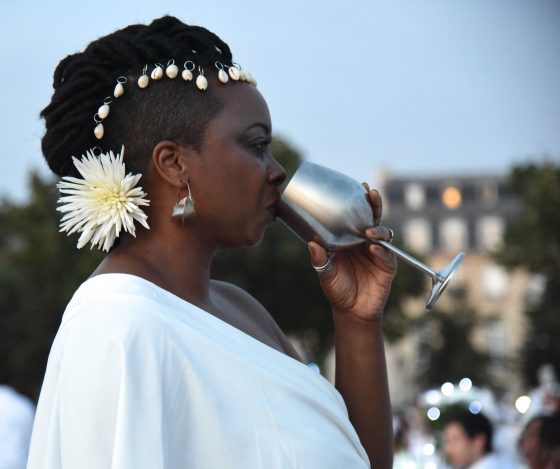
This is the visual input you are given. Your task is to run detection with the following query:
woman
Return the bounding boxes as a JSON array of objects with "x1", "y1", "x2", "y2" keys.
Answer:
[{"x1": 27, "y1": 16, "x2": 396, "y2": 469}]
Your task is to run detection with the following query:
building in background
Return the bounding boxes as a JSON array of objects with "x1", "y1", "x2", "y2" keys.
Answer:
[{"x1": 378, "y1": 169, "x2": 542, "y2": 407}]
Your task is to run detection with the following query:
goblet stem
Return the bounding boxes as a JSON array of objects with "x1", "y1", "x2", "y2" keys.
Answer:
[
  {"x1": 372, "y1": 240, "x2": 440, "y2": 280},
  {"x1": 372, "y1": 239, "x2": 465, "y2": 309}
]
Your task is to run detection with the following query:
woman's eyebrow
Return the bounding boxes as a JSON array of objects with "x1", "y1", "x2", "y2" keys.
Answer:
[{"x1": 244, "y1": 122, "x2": 271, "y2": 134}]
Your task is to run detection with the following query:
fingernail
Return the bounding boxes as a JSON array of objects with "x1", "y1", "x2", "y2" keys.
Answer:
[{"x1": 365, "y1": 227, "x2": 377, "y2": 237}]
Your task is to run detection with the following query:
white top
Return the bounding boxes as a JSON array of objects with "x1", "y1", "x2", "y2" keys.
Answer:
[
  {"x1": 469, "y1": 452, "x2": 517, "y2": 469},
  {"x1": 0, "y1": 385, "x2": 35, "y2": 469},
  {"x1": 27, "y1": 274, "x2": 369, "y2": 469}
]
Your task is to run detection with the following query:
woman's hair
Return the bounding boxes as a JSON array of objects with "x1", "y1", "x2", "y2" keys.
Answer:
[{"x1": 41, "y1": 16, "x2": 235, "y2": 178}]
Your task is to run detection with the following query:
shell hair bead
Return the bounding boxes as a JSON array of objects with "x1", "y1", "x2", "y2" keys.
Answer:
[
  {"x1": 195, "y1": 67, "x2": 208, "y2": 91},
  {"x1": 166, "y1": 60, "x2": 179, "y2": 79},
  {"x1": 92, "y1": 58, "x2": 257, "y2": 140}
]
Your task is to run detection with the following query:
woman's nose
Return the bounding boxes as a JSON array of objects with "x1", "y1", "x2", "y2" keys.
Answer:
[{"x1": 268, "y1": 156, "x2": 286, "y2": 186}]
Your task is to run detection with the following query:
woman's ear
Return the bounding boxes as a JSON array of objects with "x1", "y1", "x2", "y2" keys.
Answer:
[{"x1": 151, "y1": 140, "x2": 194, "y2": 188}]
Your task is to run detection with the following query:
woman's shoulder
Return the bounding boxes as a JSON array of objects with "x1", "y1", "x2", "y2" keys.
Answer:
[
  {"x1": 209, "y1": 279, "x2": 302, "y2": 361},
  {"x1": 209, "y1": 279, "x2": 268, "y2": 316},
  {"x1": 60, "y1": 274, "x2": 178, "y2": 343}
]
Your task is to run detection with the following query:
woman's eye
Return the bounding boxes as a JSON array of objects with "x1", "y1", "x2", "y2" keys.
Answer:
[{"x1": 251, "y1": 140, "x2": 270, "y2": 156}]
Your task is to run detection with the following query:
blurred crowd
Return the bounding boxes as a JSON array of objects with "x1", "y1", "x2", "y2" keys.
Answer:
[{"x1": 392, "y1": 365, "x2": 560, "y2": 469}]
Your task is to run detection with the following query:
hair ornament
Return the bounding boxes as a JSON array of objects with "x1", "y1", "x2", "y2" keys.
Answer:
[
  {"x1": 97, "y1": 97, "x2": 112, "y2": 120},
  {"x1": 93, "y1": 120, "x2": 104, "y2": 140},
  {"x1": 195, "y1": 66, "x2": 208, "y2": 91},
  {"x1": 227, "y1": 64, "x2": 241, "y2": 81},
  {"x1": 182, "y1": 60, "x2": 195, "y2": 81},
  {"x1": 93, "y1": 56, "x2": 256, "y2": 139},
  {"x1": 166, "y1": 59, "x2": 179, "y2": 79},
  {"x1": 246, "y1": 71, "x2": 257, "y2": 86},
  {"x1": 113, "y1": 76, "x2": 127, "y2": 97},
  {"x1": 91, "y1": 146, "x2": 103, "y2": 156},
  {"x1": 138, "y1": 64, "x2": 149, "y2": 88},
  {"x1": 57, "y1": 146, "x2": 150, "y2": 252},
  {"x1": 150, "y1": 63, "x2": 164, "y2": 80},
  {"x1": 215, "y1": 62, "x2": 229, "y2": 84}
]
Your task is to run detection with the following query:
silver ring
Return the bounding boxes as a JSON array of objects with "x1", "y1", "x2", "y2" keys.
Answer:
[
  {"x1": 312, "y1": 255, "x2": 333, "y2": 273},
  {"x1": 388, "y1": 228, "x2": 394, "y2": 242}
]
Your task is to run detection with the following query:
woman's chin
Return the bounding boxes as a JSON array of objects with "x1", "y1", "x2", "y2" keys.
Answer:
[
  {"x1": 241, "y1": 225, "x2": 269, "y2": 247},
  {"x1": 217, "y1": 231, "x2": 264, "y2": 250}
]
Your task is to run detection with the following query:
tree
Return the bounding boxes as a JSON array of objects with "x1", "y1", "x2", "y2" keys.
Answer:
[
  {"x1": 413, "y1": 305, "x2": 491, "y2": 388},
  {"x1": 495, "y1": 159, "x2": 560, "y2": 386},
  {"x1": 0, "y1": 174, "x2": 102, "y2": 399}
]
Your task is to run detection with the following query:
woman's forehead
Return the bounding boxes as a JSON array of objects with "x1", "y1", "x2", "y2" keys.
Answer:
[{"x1": 212, "y1": 83, "x2": 271, "y2": 132}]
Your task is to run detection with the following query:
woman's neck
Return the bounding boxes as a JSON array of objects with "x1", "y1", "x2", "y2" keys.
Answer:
[{"x1": 91, "y1": 228, "x2": 218, "y2": 309}]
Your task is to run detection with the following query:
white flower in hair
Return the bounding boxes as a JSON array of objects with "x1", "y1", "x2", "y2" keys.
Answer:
[{"x1": 57, "y1": 146, "x2": 150, "y2": 252}]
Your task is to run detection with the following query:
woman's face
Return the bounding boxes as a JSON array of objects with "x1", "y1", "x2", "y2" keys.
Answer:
[{"x1": 187, "y1": 83, "x2": 286, "y2": 247}]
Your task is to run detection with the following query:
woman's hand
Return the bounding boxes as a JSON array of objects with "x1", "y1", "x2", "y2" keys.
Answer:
[
  {"x1": 310, "y1": 185, "x2": 396, "y2": 468},
  {"x1": 308, "y1": 185, "x2": 397, "y2": 322}
]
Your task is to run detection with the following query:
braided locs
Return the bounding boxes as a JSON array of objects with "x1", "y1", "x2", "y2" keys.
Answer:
[{"x1": 41, "y1": 16, "x2": 235, "y2": 178}]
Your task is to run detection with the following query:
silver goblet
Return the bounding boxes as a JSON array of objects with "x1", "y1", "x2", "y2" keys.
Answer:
[{"x1": 277, "y1": 161, "x2": 464, "y2": 310}]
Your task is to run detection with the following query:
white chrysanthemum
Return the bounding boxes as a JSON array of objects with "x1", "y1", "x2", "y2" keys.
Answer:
[{"x1": 57, "y1": 146, "x2": 150, "y2": 252}]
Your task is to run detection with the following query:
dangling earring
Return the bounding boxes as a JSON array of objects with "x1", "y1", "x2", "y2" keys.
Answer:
[{"x1": 171, "y1": 180, "x2": 195, "y2": 222}]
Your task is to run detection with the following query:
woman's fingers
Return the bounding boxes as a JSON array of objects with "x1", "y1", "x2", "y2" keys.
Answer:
[
  {"x1": 365, "y1": 225, "x2": 393, "y2": 242},
  {"x1": 362, "y1": 183, "x2": 383, "y2": 224},
  {"x1": 308, "y1": 242, "x2": 335, "y2": 275},
  {"x1": 365, "y1": 225, "x2": 398, "y2": 274}
]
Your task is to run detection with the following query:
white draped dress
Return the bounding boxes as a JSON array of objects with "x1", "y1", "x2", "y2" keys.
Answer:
[{"x1": 27, "y1": 274, "x2": 370, "y2": 469}]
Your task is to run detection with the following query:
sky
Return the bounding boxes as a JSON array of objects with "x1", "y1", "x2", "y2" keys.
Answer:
[{"x1": 1, "y1": 0, "x2": 559, "y2": 202}]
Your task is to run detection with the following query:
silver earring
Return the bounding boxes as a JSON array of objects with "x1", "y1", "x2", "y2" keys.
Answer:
[{"x1": 171, "y1": 180, "x2": 195, "y2": 222}]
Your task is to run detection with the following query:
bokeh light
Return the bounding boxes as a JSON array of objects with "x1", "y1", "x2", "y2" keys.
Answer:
[
  {"x1": 427, "y1": 407, "x2": 441, "y2": 421},
  {"x1": 469, "y1": 400, "x2": 482, "y2": 414},
  {"x1": 459, "y1": 377, "x2": 472, "y2": 392},
  {"x1": 422, "y1": 443, "x2": 435, "y2": 456},
  {"x1": 515, "y1": 395, "x2": 532, "y2": 414},
  {"x1": 441, "y1": 382, "x2": 455, "y2": 396}
]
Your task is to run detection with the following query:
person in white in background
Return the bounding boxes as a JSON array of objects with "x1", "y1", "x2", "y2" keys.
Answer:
[
  {"x1": 443, "y1": 410, "x2": 516, "y2": 469},
  {"x1": 0, "y1": 385, "x2": 35, "y2": 469}
]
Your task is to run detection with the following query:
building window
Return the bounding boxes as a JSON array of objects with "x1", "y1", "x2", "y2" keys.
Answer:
[
  {"x1": 439, "y1": 217, "x2": 468, "y2": 252},
  {"x1": 403, "y1": 218, "x2": 432, "y2": 253},
  {"x1": 405, "y1": 183, "x2": 425, "y2": 210},
  {"x1": 442, "y1": 186, "x2": 462, "y2": 210},
  {"x1": 476, "y1": 216, "x2": 504, "y2": 251},
  {"x1": 482, "y1": 263, "x2": 507, "y2": 300}
]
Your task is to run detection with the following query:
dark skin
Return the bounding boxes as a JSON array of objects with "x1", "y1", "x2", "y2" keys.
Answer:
[
  {"x1": 520, "y1": 418, "x2": 548, "y2": 469},
  {"x1": 93, "y1": 80, "x2": 396, "y2": 468}
]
